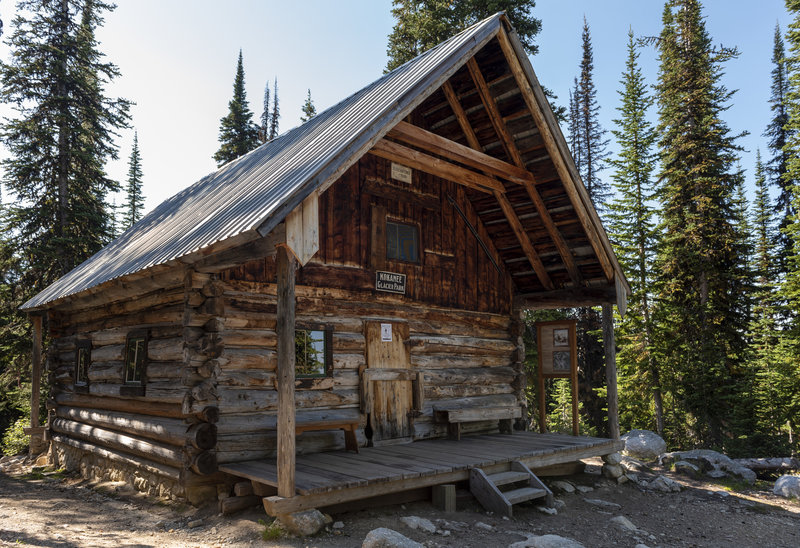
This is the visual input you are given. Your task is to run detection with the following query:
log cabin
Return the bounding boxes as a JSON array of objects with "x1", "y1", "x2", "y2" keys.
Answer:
[{"x1": 22, "y1": 13, "x2": 629, "y2": 515}]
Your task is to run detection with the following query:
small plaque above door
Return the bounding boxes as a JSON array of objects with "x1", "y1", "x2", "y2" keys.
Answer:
[{"x1": 391, "y1": 162, "x2": 412, "y2": 184}]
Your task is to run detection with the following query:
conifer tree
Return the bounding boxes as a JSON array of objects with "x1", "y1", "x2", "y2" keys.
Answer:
[
  {"x1": 607, "y1": 31, "x2": 662, "y2": 434},
  {"x1": 574, "y1": 16, "x2": 609, "y2": 210},
  {"x1": 385, "y1": 0, "x2": 541, "y2": 71},
  {"x1": 0, "y1": 0, "x2": 129, "y2": 289},
  {"x1": 773, "y1": 0, "x2": 800, "y2": 452},
  {"x1": 269, "y1": 77, "x2": 280, "y2": 140},
  {"x1": 122, "y1": 131, "x2": 144, "y2": 229},
  {"x1": 213, "y1": 50, "x2": 259, "y2": 166},
  {"x1": 766, "y1": 23, "x2": 795, "y2": 273},
  {"x1": 300, "y1": 89, "x2": 317, "y2": 122},
  {"x1": 259, "y1": 81, "x2": 270, "y2": 144},
  {"x1": 0, "y1": 0, "x2": 129, "y2": 428},
  {"x1": 652, "y1": 0, "x2": 750, "y2": 450}
]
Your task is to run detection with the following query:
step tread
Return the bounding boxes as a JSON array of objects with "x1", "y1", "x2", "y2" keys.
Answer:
[
  {"x1": 504, "y1": 486, "x2": 546, "y2": 505},
  {"x1": 487, "y1": 471, "x2": 531, "y2": 486}
]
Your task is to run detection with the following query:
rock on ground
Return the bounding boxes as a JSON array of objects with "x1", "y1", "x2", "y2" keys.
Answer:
[
  {"x1": 362, "y1": 527, "x2": 424, "y2": 548},
  {"x1": 549, "y1": 480, "x2": 575, "y2": 494},
  {"x1": 508, "y1": 533, "x2": 586, "y2": 548},
  {"x1": 399, "y1": 516, "x2": 436, "y2": 533},
  {"x1": 610, "y1": 515, "x2": 638, "y2": 531},
  {"x1": 641, "y1": 475, "x2": 681, "y2": 493},
  {"x1": 773, "y1": 475, "x2": 800, "y2": 498},
  {"x1": 621, "y1": 430, "x2": 667, "y2": 461},
  {"x1": 659, "y1": 449, "x2": 756, "y2": 484},
  {"x1": 278, "y1": 508, "x2": 328, "y2": 536}
]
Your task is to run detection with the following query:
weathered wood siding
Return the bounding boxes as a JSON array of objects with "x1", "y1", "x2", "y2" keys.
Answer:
[
  {"x1": 46, "y1": 274, "x2": 219, "y2": 481},
  {"x1": 212, "y1": 156, "x2": 522, "y2": 462}
]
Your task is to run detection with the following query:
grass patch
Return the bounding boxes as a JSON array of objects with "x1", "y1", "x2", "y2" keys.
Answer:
[{"x1": 258, "y1": 518, "x2": 282, "y2": 541}]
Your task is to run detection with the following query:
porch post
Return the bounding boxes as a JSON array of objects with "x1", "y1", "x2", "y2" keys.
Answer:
[
  {"x1": 602, "y1": 303, "x2": 619, "y2": 440},
  {"x1": 30, "y1": 314, "x2": 43, "y2": 430},
  {"x1": 276, "y1": 245, "x2": 297, "y2": 497}
]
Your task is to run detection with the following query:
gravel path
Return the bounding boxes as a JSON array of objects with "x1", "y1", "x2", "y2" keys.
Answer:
[{"x1": 1, "y1": 456, "x2": 799, "y2": 547}]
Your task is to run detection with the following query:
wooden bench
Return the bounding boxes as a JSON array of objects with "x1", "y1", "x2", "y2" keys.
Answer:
[
  {"x1": 433, "y1": 406, "x2": 522, "y2": 441},
  {"x1": 295, "y1": 419, "x2": 360, "y2": 452}
]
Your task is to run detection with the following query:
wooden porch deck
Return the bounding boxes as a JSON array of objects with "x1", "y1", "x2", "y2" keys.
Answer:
[{"x1": 220, "y1": 431, "x2": 624, "y2": 515}]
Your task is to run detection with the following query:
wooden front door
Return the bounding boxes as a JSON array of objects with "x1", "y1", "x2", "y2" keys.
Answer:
[{"x1": 363, "y1": 321, "x2": 413, "y2": 442}]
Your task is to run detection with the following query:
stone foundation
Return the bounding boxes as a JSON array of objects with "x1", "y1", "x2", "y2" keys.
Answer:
[{"x1": 52, "y1": 440, "x2": 185, "y2": 501}]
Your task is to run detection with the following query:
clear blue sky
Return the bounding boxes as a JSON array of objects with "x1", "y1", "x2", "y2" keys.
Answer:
[{"x1": 0, "y1": 1, "x2": 793, "y2": 214}]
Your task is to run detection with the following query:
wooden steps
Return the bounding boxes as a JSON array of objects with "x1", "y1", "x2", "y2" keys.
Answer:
[{"x1": 469, "y1": 460, "x2": 553, "y2": 517}]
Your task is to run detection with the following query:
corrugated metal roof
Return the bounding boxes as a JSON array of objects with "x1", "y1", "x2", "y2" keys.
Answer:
[{"x1": 22, "y1": 14, "x2": 505, "y2": 310}]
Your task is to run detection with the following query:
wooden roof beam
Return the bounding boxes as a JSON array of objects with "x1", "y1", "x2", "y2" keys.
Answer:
[
  {"x1": 369, "y1": 139, "x2": 505, "y2": 194},
  {"x1": 441, "y1": 80, "x2": 552, "y2": 290},
  {"x1": 495, "y1": 27, "x2": 616, "y2": 284},
  {"x1": 387, "y1": 121, "x2": 533, "y2": 186},
  {"x1": 464, "y1": 57, "x2": 583, "y2": 287}
]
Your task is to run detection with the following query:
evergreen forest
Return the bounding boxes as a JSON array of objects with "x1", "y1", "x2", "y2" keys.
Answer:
[{"x1": 1, "y1": 0, "x2": 799, "y2": 460}]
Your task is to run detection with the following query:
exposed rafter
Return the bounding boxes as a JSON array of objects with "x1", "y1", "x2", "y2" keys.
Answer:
[
  {"x1": 463, "y1": 58, "x2": 584, "y2": 287},
  {"x1": 495, "y1": 28, "x2": 616, "y2": 284}
]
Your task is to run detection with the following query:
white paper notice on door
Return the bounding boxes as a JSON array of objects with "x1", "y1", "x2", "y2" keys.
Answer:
[{"x1": 381, "y1": 323, "x2": 392, "y2": 342}]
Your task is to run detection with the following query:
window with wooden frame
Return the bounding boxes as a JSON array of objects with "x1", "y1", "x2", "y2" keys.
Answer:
[
  {"x1": 75, "y1": 340, "x2": 91, "y2": 393},
  {"x1": 386, "y1": 219, "x2": 420, "y2": 263},
  {"x1": 295, "y1": 325, "x2": 333, "y2": 379},
  {"x1": 121, "y1": 331, "x2": 147, "y2": 396}
]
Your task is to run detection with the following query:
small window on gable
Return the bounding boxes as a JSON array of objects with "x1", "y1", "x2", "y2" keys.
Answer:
[
  {"x1": 122, "y1": 332, "x2": 147, "y2": 396},
  {"x1": 295, "y1": 327, "x2": 332, "y2": 378},
  {"x1": 75, "y1": 341, "x2": 90, "y2": 392},
  {"x1": 386, "y1": 220, "x2": 419, "y2": 263}
]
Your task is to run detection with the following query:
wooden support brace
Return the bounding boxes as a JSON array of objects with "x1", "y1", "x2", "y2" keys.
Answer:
[{"x1": 276, "y1": 246, "x2": 297, "y2": 497}]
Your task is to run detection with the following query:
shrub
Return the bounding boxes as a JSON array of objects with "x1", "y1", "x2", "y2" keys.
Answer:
[{"x1": 2, "y1": 417, "x2": 30, "y2": 456}]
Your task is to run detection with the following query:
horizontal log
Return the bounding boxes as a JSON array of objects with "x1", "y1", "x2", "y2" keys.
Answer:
[
  {"x1": 87, "y1": 362, "x2": 124, "y2": 382},
  {"x1": 67, "y1": 304, "x2": 185, "y2": 335},
  {"x1": 87, "y1": 382, "x2": 186, "y2": 404},
  {"x1": 410, "y1": 353, "x2": 511, "y2": 369},
  {"x1": 221, "y1": 495, "x2": 261, "y2": 515},
  {"x1": 223, "y1": 329, "x2": 277, "y2": 349},
  {"x1": 732, "y1": 457, "x2": 800, "y2": 471},
  {"x1": 54, "y1": 391, "x2": 186, "y2": 418},
  {"x1": 51, "y1": 434, "x2": 182, "y2": 482},
  {"x1": 65, "y1": 287, "x2": 185, "y2": 327},
  {"x1": 407, "y1": 335, "x2": 515, "y2": 356},
  {"x1": 217, "y1": 407, "x2": 361, "y2": 434},
  {"x1": 91, "y1": 327, "x2": 128, "y2": 346},
  {"x1": 424, "y1": 384, "x2": 514, "y2": 399},
  {"x1": 216, "y1": 388, "x2": 358, "y2": 414},
  {"x1": 56, "y1": 406, "x2": 216, "y2": 449},
  {"x1": 90, "y1": 344, "x2": 124, "y2": 363},
  {"x1": 52, "y1": 417, "x2": 186, "y2": 468},
  {"x1": 333, "y1": 353, "x2": 365, "y2": 370},
  {"x1": 219, "y1": 348, "x2": 277, "y2": 370},
  {"x1": 423, "y1": 366, "x2": 516, "y2": 386},
  {"x1": 148, "y1": 337, "x2": 185, "y2": 362},
  {"x1": 146, "y1": 362, "x2": 185, "y2": 380}
]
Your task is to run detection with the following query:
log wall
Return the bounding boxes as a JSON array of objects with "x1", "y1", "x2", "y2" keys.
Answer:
[{"x1": 46, "y1": 272, "x2": 219, "y2": 496}]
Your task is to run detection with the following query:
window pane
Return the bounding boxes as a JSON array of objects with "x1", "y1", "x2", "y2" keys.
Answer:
[
  {"x1": 125, "y1": 337, "x2": 145, "y2": 384},
  {"x1": 295, "y1": 329, "x2": 327, "y2": 377},
  {"x1": 76, "y1": 347, "x2": 89, "y2": 385},
  {"x1": 386, "y1": 221, "x2": 418, "y2": 263}
]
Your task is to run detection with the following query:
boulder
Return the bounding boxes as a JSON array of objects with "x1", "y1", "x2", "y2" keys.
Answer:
[
  {"x1": 602, "y1": 452, "x2": 622, "y2": 465},
  {"x1": 362, "y1": 528, "x2": 424, "y2": 548},
  {"x1": 643, "y1": 475, "x2": 681, "y2": 493},
  {"x1": 279, "y1": 509, "x2": 328, "y2": 537},
  {"x1": 610, "y1": 515, "x2": 637, "y2": 532},
  {"x1": 773, "y1": 475, "x2": 800, "y2": 498},
  {"x1": 602, "y1": 463, "x2": 625, "y2": 479},
  {"x1": 620, "y1": 430, "x2": 666, "y2": 461},
  {"x1": 659, "y1": 449, "x2": 756, "y2": 484},
  {"x1": 673, "y1": 461, "x2": 701, "y2": 479}
]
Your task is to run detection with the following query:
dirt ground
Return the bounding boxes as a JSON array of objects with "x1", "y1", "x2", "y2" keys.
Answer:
[{"x1": 1, "y1": 455, "x2": 799, "y2": 548}]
